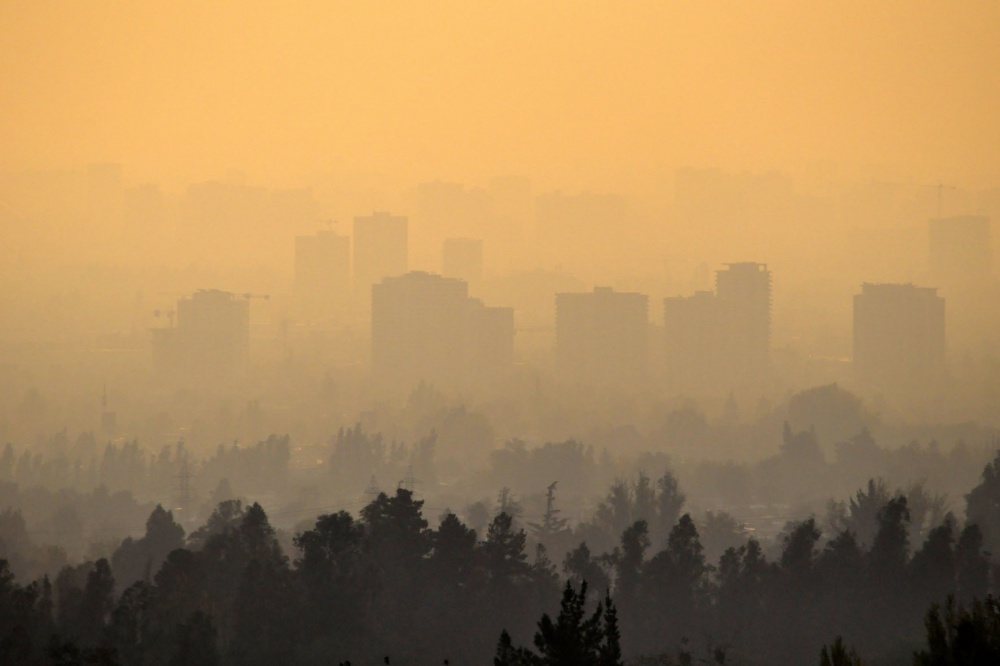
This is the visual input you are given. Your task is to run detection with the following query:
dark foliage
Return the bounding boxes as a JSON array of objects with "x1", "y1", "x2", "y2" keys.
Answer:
[{"x1": 1, "y1": 462, "x2": 1000, "y2": 665}]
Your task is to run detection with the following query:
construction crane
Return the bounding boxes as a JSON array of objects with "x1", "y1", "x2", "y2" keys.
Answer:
[{"x1": 241, "y1": 293, "x2": 270, "y2": 301}]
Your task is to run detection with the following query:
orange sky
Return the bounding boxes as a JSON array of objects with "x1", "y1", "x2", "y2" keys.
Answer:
[{"x1": 1, "y1": 1, "x2": 999, "y2": 191}]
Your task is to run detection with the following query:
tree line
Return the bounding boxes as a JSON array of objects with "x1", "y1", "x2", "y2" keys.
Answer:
[{"x1": 4, "y1": 451, "x2": 1000, "y2": 664}]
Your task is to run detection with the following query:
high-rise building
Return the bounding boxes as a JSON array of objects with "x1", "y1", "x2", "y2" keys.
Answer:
[
  {"x1": 664, "y1": 290, "x2": 721, "y2": 391},
  {"x1": 294, "y1": 230, "x2": 350, "y2": 325},
  {"x1": 371, "y1": 271, "x2": 513, "y2": 392},
  {"x1": 929, "y1": 215, "x2": 991, "y2": 285},
  {"x1": 442, "y1": 238, "x2": 484, "y2": 286},
  {"x1": 853, "y1": 283, "x2": 945, "y2": 395},
  {"x1": 465, "y1": 298, "x2": 515, "y2": 380},
  {"x1": 663, "y1": 262, "x2": 771, "y2": 392},
  {"x1": 555, "y1": 287, "x2": 649, "y2": 386},
  {"x1": 152, "y1": 289, "x2": 250, "y2": 386},
  {"x1": 353, "y1": 212, "x2": 408, "y2": 306},
  {"x1": 715, "y1": 262, "x2": 771, "y2": 377}
]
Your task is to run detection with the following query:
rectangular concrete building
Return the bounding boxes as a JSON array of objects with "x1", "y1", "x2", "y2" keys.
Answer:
[
  {"x1": 853, "y1": 283, "x2": 945, "y2": 395},
  {"x1": 555, "y1": 286, "x2": 649, "y2": 386}
]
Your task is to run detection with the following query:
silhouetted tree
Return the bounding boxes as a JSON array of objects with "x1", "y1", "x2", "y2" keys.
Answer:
[
  {"x1": 229, "y1": 558, "x2": 295, "y2": 666},
  {"x1": 484, "y1": 512, "x2": 530, "y2": 584},
  {"x1": 954, "y1": 523, "x2": 990, "y2": 604},
  {"x1": 294, "y1": 510, "x2": 372, "y2": 654},
  {"x1": 187, "y1": 499, "x2": 245, "y2": 551},
  {"x1": 819, "y1": 636, "x2": 864, "y2": 666},
  {"x1": 563, "y1": 542, "x2": 610, "y2": 595},
  {"x1": 914, "y1": 596, "x2": 1000, "y2": 665},
  {"x1": 638, "y1": 514, "x2": 706, "y2": 653},
  {"x1": 111, "y1": 504, "x2": 185, "y2": 589},
  {"x1": 654, "y1": 470, "x2": 685, "y2": 545},
  {"x1": 781, "y1": 518, "x2": 821, "y2": 576},
  {"x1": 494, "y1": 629, "x2": 537, "y2": 666},
  {"x1": 908, "y1": 519, "x2": 956, "y2": 607},
  {"x1": 495, "y1": 581, "x2": 623, "y2": 666},
  {"x1": 170, "y1": 610, "x2": 219, "y2": 666},
  {"x1": 106, "y1": 581, "x2": 153, "y2": 665},
  {"x1": 529, "y1": 482, "x2": 570, "y2": 546},
  {"x1": 828, "y1": 479, "x2": 893, "y2": 547},
  {"x1": 966, "y1": 450, "x2": 1000, "y2": 554},
  {"x1": 869, "y1": 496, "x2": 910, "y2": 585}
]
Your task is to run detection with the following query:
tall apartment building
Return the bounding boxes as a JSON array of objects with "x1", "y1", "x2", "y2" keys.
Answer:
[
  {"x1": 152, "y1": 289, "x2": 250, "y2": 386},
  {"x1": 663, "y1": 290, "x2": 721, "y2": 391},
  {"x1": 664, "y1": 262, "x2": 771, "y2": 393},
  {"x1": 294, "y1": 229, "x2": 350, "y2": 326},
  {"x1": 716, "y1": 262, "x2": 772, "y2": 376},
  {"x1": 371, "y1": 272, "x2": 513, "y2": 392},
  {"x1": 555, "y1": 287, "x2": 649, "y2": 386},
  {"x1": 853, "y1": 283, "x2": 945, "y2": 395}
]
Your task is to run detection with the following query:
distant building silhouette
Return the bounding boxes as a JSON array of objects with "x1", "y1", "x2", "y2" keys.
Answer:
[
  {"x1": 664, "y1": 262, "x2": 771, "y2": 392},
  {"x1": 371, "y1": 272, "x2": 513, "y2": 392},
  {"x1": 716, "y1": 262, "x2": 772, "y2": 378},
  {"x1": 664, "y1": 290, "x2": 721, "y2": 391},
  {"x1": 442, "y1": 238, "x2": 484, "y2": 286},
  {"x1": 928, "y1": 215, "x2": 991, "y2": 286},
  {"x1": 853, "y1": 283, "x2": 945, "y2": 396},
  {"x1": 555, "y1": 286, "x2": 649, "y2": 386},
  {"x1": 353, "y1": 212, "x2": 408, "y2": 309},
  {"x1": 294, "y1": 230, "x2": 350, "y2": 326},
  {"x1": 152, "y1": 289, "x2": 250, "y2": 386}
]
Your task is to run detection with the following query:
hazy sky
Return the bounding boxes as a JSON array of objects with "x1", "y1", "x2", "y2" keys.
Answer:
[{"x1": 2, "y1": 2, "x2": 999, "y2": 190}]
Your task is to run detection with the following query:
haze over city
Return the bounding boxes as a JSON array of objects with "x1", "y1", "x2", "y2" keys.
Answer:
[{"x1": 1, "y1": 3, "x2": 1000, "y2": 665}]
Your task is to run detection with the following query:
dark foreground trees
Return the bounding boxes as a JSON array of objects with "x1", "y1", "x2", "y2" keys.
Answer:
[
  {"x1": 913, "y1": 595, "x2": 1000, "y2": 665},
  {"x1": 3, "y1": 463, "x2": 1000, "y2": 665},
  {"x1": 495, "y1": 581, "x2": 623, "y2": 666}
]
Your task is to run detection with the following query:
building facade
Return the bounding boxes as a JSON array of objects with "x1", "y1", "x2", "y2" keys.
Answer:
[
  {"x1": 853, "y1": 283, "x2": 945, "y2": 396},
  {"x1": 555, "y1": 287, "x2": 649, "y2": 386},
  {"x1": 152, "y1": 289, "x2": 250, "y2": 386},
  {"x1": 371, "y1": 272, "x2": 513, "y2": 392},
  {"x1": 294, "y1": 229, "x2": 350, "y2": 326},
  {"x1": 664, "y1": 262, "x2": 771, "y2": 393}
]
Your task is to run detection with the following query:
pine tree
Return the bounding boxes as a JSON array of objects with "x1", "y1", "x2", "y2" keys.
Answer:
[
  {"x1": 529, "y1": 482, "x2": 569, "y2": 544},
  {"x1": 598, "y1": 590, "x2": 624, "y2": 666}
]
